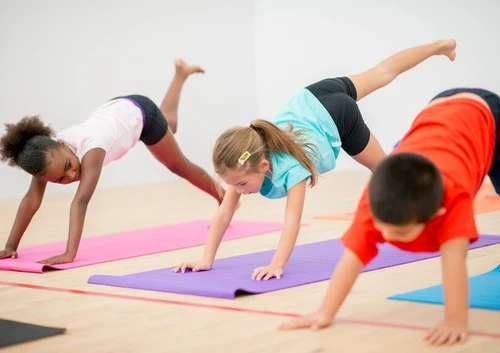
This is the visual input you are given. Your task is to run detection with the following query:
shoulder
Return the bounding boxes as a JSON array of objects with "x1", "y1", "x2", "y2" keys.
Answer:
[
  {"x1": 270, "y1": 152, "x2": 310, "y2": 177},
  {"x1": 425, "y1": 181, "x2": 478, "y2": 245}
]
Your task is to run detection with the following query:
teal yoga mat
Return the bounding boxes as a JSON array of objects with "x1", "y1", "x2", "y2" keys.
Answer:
[{"x1": 388, "y1": 265, "x2": 500, "y2": 310}]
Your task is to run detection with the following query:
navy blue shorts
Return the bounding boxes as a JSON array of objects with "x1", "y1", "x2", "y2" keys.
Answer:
[
  {"x1": 113, "y1": 95, "x2": 168, "y2": 146},
  {"x1": 306, "y1": 77, "x2": 371, "y2": 156},
  {"x1": 431, "y1": 88, "x2": 500, "y2": 194}
]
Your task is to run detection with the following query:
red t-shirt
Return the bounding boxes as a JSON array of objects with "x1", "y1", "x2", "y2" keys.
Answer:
[{"x1": 342, "y1": 98, "x2": 496, "y2": 265}]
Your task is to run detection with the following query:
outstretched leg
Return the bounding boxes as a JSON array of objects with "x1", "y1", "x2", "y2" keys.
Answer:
[
  {"x1": 160, "y1": 59, "x2": 205, "y2": 134},
  {"x1": 346, "y1": 39, "x2": 456, "y2": 170},
  {"x1": 349, "y1": 39, "x2": 456, "y2": 101},
  {"x1": 147, "y1": 129, "x2": 224, "y2": 204}
]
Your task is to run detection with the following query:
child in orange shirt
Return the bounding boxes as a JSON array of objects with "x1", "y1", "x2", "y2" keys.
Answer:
[{"x1": 280, "y1": 88, "x2": 500, "y2": 345}]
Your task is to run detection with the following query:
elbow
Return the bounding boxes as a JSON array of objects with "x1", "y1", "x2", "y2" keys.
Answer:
[
  {"x1": 24, "y1": 195, "x2": 43, "y2": 213},
  {"x1": 31, "y1": 199, "x2": 43, "y2": 212},
  {"x1": 167, "y1": 159, "x2": 191, "y2": 178},
  {"x1": 376, "y1": 65, "x2": 398, "y2": 86},
  {"x1": 218, "y1": 207, "x2": 235, "y2": 223},
  {"x1": 169, "y1": 166, "x2": 188, "y2": 178},
  {"x1": 72, "y1": 198, "x2": 90, "y2": 210},
  {"x1": 286, "y1": 214, "x2": 303, "y2": 228}
]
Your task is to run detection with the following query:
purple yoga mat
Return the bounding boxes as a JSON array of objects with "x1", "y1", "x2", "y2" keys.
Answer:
[{"x1": 88, "y1": 235, "x2": 500, "y2": 299}]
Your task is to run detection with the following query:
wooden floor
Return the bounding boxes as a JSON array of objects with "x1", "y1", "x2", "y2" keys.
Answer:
[{"x1": 1, "y1": 171, "x2": 499, "y2": 353}]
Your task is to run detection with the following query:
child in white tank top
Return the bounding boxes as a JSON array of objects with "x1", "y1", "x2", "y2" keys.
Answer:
[{"x1": 0, "y1": 59, "x2": 224, "y2": 265}]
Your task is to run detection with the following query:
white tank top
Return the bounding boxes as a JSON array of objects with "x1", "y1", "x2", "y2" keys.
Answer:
[{"x1": 56, "y1": 99, "x2": 144, "y2": 166}]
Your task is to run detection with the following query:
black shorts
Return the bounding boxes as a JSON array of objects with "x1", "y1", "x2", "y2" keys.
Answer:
[
  {"x1": 431, "y1": 88, "x2": 500, "y2": 194},
  {"x1": 113, "y1": 95, "x2": 168, "y2": 145},
  {"x1": 306, "y1": 77, "x2": 370, "y2": 156}
]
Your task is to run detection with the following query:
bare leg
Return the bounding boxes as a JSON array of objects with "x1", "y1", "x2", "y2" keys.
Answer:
[
  {"x1": 351, "y1": 132, "x2": 387, "y2": 171},
  {"x1": 349, "y1": 39, "x2": 456, "y2": 101},
  {"x1": 160, "y1": 59, "x2": 205, "y2": 134},
  {"x1": 147, "y1": 129, "x2": 224, "y2": 204}
]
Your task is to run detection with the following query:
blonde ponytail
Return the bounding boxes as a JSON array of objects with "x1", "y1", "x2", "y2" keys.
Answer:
[{"x1": 213, "y1": 119, "x2": 319, "y2": 187}]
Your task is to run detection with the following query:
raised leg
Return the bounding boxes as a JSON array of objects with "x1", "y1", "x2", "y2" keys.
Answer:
[
  {"x1": 147, "y1": 129, "x2": 224, "y2": 204},
  {"x1": 349, "y1": 39, "x2": 456, "y2": 101},
  {"x1": 160, "y1": 59, "x2": 205, "y2": 134},
  {"x1": 351, "y1": 132, "x2": 387, "y2": 171}
]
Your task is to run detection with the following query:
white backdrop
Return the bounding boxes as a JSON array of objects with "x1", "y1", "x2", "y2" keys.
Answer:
[
  {"x1": 0, "y1": 0, "x2": 257, "y2": 198},
  {"x1": 254, "y1": 0, "x2": 500, "y2": 170},
  {"x1": 1, "y1": 0, "x2": 499, "y2": 200}
]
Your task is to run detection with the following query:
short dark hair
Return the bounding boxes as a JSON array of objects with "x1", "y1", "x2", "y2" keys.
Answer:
[
  {"x1": 368, "y1": 152, "x2": 444, "y2": 225},
  {"x1": 0, "y1": 115, "x2": 60, "y2": 175}
]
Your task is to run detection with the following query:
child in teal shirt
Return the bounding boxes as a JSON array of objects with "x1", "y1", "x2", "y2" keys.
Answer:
[{"x1": 174, "y1": 39, "x2": 457, "y2": 280}]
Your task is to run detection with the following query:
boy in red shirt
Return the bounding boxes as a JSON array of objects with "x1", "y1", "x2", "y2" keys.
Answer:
[{"x1": 280, "y1": 88, "x2": 500, "y2": 345}]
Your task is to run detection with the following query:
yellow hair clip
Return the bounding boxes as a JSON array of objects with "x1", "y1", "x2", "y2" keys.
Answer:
[{"x1": 238, "y1": 151, "x2": 251, "y2": 166}]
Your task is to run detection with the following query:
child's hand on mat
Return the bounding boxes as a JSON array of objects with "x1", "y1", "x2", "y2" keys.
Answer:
[
  {"x1": 278, "y1": 310, "x2": 333, "y2": 330},
  {"x1": 252, "y1": 264, "x2": 284, "y2": 280},
  {"x1": 0, "y1": 247, "x2": 18, "y2": 259},
  {"x1": 425, "y1": 319, "x2": 468, "y2": 345},
  {"x1": 37, "y1": 252, "x2": 75, "y2": 265},
  {"x1": 173, "y1": 259, "x2": 212, "y2": 273}
]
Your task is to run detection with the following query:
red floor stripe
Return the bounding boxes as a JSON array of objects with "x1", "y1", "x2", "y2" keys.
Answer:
[{"x1": 1, "y1": 280, "x2": 499, "y2": 339}]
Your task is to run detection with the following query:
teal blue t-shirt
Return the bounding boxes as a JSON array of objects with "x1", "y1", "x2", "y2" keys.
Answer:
[{"x1": 259, "y1": 89, "x2": 341, "y2": 199}]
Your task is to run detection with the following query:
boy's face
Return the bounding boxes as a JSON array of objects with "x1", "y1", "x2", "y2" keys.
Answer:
[
  {"x1": 221, "y1": 159, "x2": 270, "y2": 195},
  {"x1": 373, "y1": 207, "x2": 446, "y2": 242},
  {"x1": 38, "y1": 142, "x2": 81, "y2": 184},
  {"x1": 373, "y1": 220, "x2": 426, "y2": 242}
]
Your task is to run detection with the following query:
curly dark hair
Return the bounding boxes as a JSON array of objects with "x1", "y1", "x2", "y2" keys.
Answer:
[{"x1": 0, "y1": 116, "x2": 61, "y2": 175}]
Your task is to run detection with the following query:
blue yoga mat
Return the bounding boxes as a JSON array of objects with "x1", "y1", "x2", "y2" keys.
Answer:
[{"x1": 388, "y1": 265, "x2": 500, "y2": 310}]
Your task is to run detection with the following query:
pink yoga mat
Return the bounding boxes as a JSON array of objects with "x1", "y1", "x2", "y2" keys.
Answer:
[{"x1": 0, "y1": 220, "x2": 288, "y2": 273}]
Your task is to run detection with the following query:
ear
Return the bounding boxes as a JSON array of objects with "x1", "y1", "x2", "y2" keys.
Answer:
[
  {"x1": 434, "y1": 207, "x2": 446, "y2": 218},
  {"x1": 57, "y1": 139, "x2": 70, "y2": 151},
  {"x1": 258, "y1": 158, "x2": 270, "y2": 174}
]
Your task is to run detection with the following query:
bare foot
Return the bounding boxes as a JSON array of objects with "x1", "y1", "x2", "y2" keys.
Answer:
[
  {"x1": 437, "y1": 39, "x2": 457, "y2": 61},
  {"x1": 175, "y1": 58, "x2": 205, "y2": 77}
]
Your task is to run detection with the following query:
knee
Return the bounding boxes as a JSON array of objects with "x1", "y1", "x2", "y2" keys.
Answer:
[{"x1": 375, "y1": 64, "x2": 397, "y2": 85}]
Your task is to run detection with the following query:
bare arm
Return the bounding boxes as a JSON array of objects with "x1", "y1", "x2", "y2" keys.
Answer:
[
  {"x1": 38, "y1": 148, "x2": 106, "y2": 264},
  {"x1": 425, "y1": 237, "x2": 469, "y2": 345},
  {"x1": 0, "y1": 177, "x2": 47, "y2": 259},
  {"x1": 280, "y1": 249, "x2": 364, "y2": 329},
  {"x1": 201, "y1": 186, "x2": 241, "y2": 263},
  {"x1": 320, "y1": 249, "x2": 364, "y2": 316},
  {"x1": 174, "y1": 185, "x2": 241, "y2": 272},
  {"x1": 253, "y1": 180, "x2": 306, "y2": 280}
]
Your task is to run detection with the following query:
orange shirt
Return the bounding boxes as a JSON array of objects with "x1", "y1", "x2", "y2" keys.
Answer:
[{"x1": 342, "y1": 98, "x2": 496, "y2": 265}]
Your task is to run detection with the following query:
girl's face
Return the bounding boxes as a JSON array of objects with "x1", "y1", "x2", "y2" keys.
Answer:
[
  {"x1": 38, "y1": 142, "x2": 81, "y2": 184},
  {"x1": 222, "y1": 159, "x2": 270, "y2": 195}
]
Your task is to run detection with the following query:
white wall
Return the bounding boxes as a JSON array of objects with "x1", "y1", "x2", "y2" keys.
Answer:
[
  {"x1": 2, "y1": 0, "x2": 500, "y2": 200},
  {"x1": 0, "y1": 0, "x2": 257, "y2": 199},
  {"x1": 254, "y1": 0, "x2": 500, "y2": 170}
]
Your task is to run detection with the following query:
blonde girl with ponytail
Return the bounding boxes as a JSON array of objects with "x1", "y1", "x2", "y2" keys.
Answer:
[{"x1": 174, "y1": 39, "x2": 457, "y2": 280}]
